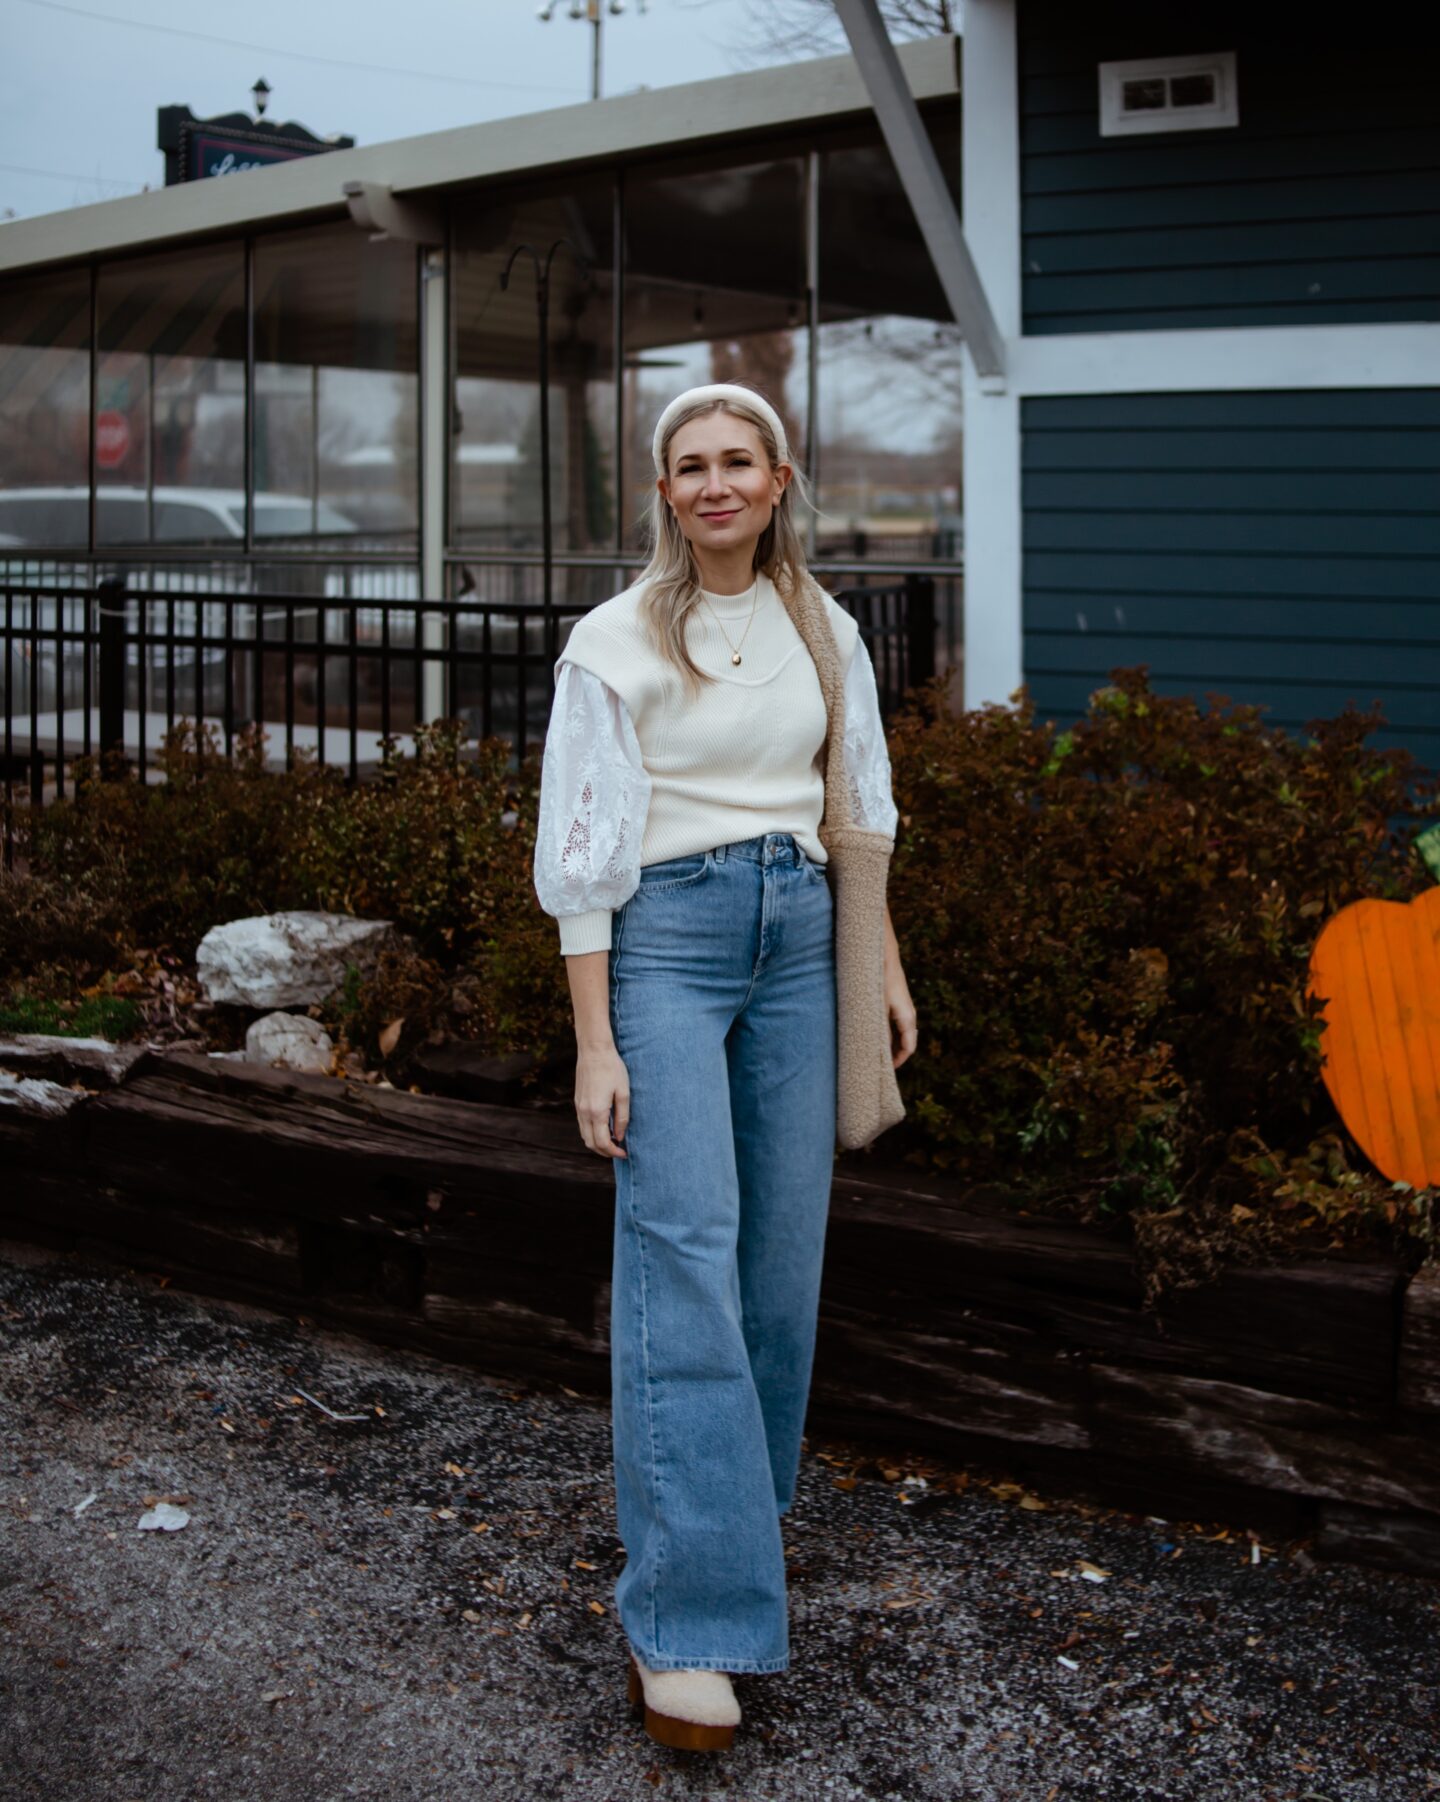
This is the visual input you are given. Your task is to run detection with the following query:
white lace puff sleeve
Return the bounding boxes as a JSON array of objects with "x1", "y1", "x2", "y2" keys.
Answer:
[
  {"x1": 534, "y1": 660, "x2": 651, "y2": 956},
  {"x1": 842, "y1": 636, "x2": 899, "y2": 839}
]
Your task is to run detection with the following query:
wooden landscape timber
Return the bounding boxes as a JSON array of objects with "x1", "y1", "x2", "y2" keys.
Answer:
[{"x1": 3, "y1": 1042, "x2": 1438, "y2": 1578}]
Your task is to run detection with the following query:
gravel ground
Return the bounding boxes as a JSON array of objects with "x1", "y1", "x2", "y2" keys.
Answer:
[{"x1": 2, "y1": 1236, "x2": 1438, "y2": 1802}]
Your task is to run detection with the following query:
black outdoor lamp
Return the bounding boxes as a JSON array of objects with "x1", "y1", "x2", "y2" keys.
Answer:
[
  {"x1": 499, "y1": 238, "x2": 592, "y2": 672},
  {"x1": 251, "y1": 77, "x2": 271, "y2": 121}
]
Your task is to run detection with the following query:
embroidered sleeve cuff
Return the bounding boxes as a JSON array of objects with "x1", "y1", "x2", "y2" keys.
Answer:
[{"x1": 558, "y1": 909, "x2": 614, "y2": 957}]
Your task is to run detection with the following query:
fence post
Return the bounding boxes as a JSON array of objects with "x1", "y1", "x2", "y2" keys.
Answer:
[
  {"x1": 97, "y1": 574, "x2": 126, "y2": 776},
  {"x1": 905, "y1": 572, "x2": 936, "y2": 690}
]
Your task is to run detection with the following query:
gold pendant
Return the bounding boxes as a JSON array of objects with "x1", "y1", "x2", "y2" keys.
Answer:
[{"x1": 731, "y1": 652, "x2": 742, "y2": 666}]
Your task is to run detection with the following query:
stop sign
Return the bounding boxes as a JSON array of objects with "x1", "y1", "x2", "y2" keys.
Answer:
[{"x1": 95, "y1": 410, "x2": 130, "y2": 470}]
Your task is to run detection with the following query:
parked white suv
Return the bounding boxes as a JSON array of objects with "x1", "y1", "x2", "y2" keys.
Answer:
[{"x1": 0, "y1": 485, "x2": 359, "y2": 548}]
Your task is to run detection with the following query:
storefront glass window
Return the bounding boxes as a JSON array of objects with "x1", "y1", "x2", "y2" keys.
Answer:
[
  {"x1": 93, "y1": 242, "x2": 246, "y2": 548},
  {"x1": 451, "y1": 173, "x2": 617, "y2": 575},
  {"x1": 814, "y1": 126, "x2": 964, "y2": 565},
  {"x1": 0, "y1": 269, "x2": 92, "y2": 548},
  {"x1": 253, "y1": 222, "x2": 419, "y2": 545},
  {"x1": 622, "y1": 151, "x2": 808, "y2": 551}
]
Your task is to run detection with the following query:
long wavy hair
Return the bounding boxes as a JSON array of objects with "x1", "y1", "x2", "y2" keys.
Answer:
[{"x1": 638, "y1": 390, "x2": 815, "y2": 697}]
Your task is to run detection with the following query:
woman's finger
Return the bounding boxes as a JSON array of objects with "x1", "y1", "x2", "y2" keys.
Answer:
[{"x1": 580, "y1": 1103, "x2": 627, "y2": 1160}]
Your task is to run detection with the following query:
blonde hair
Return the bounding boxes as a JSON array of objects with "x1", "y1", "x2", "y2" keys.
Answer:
[{"x1": 638, "y1": 392, "x2": 814, "y2": 697}]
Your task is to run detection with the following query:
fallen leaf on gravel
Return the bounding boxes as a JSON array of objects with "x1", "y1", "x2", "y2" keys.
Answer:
[
  {"x1": 443, "y1": 1462, "x2": 468, "y2": 1477},
  {"x1": 259, "y1": 1689, "x2": 291, "y2": 1704},
  {"x1": 1019, "y1": 1495, "x2": 1048, "y2": 1511},
  {"x1": 588, "y1": 1600, "x2": 606, "y2": 1615},
  {"x1": 462, "y1": 1609, "x2": 483, "y2": 1623},
  {"x1": 574, "y1": 1559, "x2": 597, "y2": 1570},
  {"x1": 379, "y1": 1018, "x2": 404, "y2": 1057}
]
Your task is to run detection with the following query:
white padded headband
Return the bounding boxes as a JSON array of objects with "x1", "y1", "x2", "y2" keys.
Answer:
[{"x1": 651, "y1": 383, "x2": 791, "y2": 475}]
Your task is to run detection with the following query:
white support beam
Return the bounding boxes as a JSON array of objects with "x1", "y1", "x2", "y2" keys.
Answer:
[
  {"x1": 960, "y1": 0, "x2": 1023, "y2": 710},
  {"x1": 1009, "y1": 321, "x2": 1440, "y2": 395},
  {"x1": 832, "y1": 0, "x2": 1006, "y2": 383}
]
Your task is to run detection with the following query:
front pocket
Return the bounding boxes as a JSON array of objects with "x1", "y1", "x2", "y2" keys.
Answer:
[{"x1": 635, "y1": 851, "x2": 713, "y2": 893}]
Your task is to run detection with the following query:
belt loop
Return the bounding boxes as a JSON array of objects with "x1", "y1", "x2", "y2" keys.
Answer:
[{"x1": 714, "y1": 842, "x2": 727, "y2": 863}]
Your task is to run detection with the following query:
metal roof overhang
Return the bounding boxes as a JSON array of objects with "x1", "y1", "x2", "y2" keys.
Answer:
[{"x1": 0, "y1": 34, "x2": 960, "y2": 278}]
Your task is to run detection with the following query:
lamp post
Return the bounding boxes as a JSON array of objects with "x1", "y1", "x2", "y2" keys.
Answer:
[
  {"x1": 499, "y1": 238, "x2": 591, "y2": 672},
  {"x1": 535, "y1": 0, "x2": 648, "y2": 103}
]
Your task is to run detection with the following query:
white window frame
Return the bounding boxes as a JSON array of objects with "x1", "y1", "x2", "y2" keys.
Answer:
[{"x1": 1098, "y1": 51, "x2": 1239, "y2": 137}]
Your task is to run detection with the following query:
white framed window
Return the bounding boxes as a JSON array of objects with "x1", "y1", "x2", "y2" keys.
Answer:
[{"x1": 1098, "y1": 51, "x2": 1239, "y2": 137}]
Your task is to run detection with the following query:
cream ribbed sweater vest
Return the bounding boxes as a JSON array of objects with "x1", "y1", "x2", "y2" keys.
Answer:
[{"x1": 556, "y1": 571, "x2": 861, "y2": 875}]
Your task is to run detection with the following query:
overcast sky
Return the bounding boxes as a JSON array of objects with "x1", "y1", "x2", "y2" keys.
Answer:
[{"x1": 0, "y1": 0, "x2": 796, "y2": 222}]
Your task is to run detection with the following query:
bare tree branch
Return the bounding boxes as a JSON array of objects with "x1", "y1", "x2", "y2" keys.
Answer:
[{"x1": 696, "y1": 0, "x2": 957, "y2": 71}]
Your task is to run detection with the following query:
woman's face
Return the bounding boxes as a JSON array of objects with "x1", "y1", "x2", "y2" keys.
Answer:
[{"x1": 657, "y1": 410, "x2": 791, "y2": 555}]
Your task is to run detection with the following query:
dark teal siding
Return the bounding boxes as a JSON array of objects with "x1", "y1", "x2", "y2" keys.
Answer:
[
  {"x1": 1019, "y1": 1, "x2": 1440, "y2": 333},
  {"x1": 1021, "y1": 390, "x2": 1440, "y2": 777}
]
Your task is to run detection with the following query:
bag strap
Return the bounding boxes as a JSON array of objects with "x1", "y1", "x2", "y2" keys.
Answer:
[{"x1": 774, "y1": 565, "x2": 853, "y2": 836}]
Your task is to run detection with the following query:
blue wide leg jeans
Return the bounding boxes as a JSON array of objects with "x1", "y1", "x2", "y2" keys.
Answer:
[{"x1": 606, "y1": 831, "x2": 837, "y2": 1674}]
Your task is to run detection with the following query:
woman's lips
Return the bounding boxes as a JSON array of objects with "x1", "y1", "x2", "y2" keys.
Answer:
[{"x1": 700, "y1": 508, "x2": 741, "y2": 520}]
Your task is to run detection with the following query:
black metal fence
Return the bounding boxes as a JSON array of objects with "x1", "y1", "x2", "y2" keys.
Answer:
[{"x1": 2, "y1": 567, "x2": 941, "y2": 869}]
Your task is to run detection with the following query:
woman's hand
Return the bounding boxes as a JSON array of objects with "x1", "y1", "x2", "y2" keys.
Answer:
[
  {"x1": 882, "y1": 903, "x2": 918, "y2": 1069},
  {"x1": 575, "y1": 1042, "x2": 631, "y2": 1159},
  {"x1": 564, "y1": 947, "x2": 631, "y2": 1158}
]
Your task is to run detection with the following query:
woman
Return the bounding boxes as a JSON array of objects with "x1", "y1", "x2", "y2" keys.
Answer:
[{"x1": 533, "y1": 381, "x2": 917, "y2": 1751}]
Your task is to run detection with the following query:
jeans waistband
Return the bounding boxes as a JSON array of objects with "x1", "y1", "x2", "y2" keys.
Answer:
[{"x1": 714, "y1": 833, "x2": 807, "y2": 868}]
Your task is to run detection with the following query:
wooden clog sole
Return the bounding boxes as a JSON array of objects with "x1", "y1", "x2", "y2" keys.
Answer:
[{"x1": 627, "y1": 1651, "x2": 736, "y2": 1752}]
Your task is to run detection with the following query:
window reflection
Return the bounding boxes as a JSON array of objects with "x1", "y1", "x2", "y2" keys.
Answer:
[
  {"x1": 452, "y1": 174, "x2": 616, "y2": 565},
  {"x1": 0, "y1": 270, "x2": 91, "y2": 548},
  {"x1": 623, "y1": 152, "x2": 808, "y2": 547},
  {"x1": 814, "y1": 135, "x2": 963, "y2": 563},
  {"x1": 253, "y1": 222, "x2": 419, "y2": 545},
  {"x1": 92, "y1": 243, "x2": 246, "y2": 549}
]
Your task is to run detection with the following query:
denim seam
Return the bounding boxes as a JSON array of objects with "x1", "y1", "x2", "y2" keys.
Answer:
[
  {"x1": 735, "y1": 860, "x2": 768, "y2": 1015},
  {"x1": 633, "y1": 1215, "x2": 668, "y2": 1656},
  {"x1": 632, "y1": 851, "x2": 714, "y2": 896},
  {"x1": 630, "y1": 1653, "x2": 791, "y2": 1675},
  {"x1": 611, "y1": 905, "x2": 669, "y2": 1658}
]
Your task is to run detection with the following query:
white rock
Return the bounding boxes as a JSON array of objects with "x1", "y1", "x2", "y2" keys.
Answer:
[
  {"x1": 196, "y1": 911, "x2": 395, "y2": 1008},
  {"x1": 245, "y1": 1011, "x2": 334, "y2": 1074}
]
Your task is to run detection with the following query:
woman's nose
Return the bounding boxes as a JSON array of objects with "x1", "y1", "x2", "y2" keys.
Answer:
[{"x1": 701, "y1": 463, "x2": 730, "y2": 495}]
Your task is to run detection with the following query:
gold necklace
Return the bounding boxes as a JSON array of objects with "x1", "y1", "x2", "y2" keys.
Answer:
[{"x1": 700, "y1": 578, "x2": 760, "y2": 666}]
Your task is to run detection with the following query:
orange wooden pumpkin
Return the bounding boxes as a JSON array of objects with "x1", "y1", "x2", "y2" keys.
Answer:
[{"x1": 1306, "y1": 887, "x2": 1440, "y2": 1189}]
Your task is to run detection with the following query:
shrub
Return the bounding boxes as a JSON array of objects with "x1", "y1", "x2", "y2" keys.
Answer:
[
  {"x1": 0, "y1": 866, "x2": 129, "y2": 984},
  {"x1": 22, "y1": 718, "x2": 573, "y2": 1072},
  {"x1": 15, "y1": 673, "x2": 1438, "y2": 1289},
  {"x1": 885, "y1": 665, "x2": 1438, "y2": 1285}
]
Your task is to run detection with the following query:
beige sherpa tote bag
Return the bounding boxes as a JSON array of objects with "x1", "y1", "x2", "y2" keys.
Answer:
[{"x1": 776, "y1": 568, "x2": 906, "y2": 1153}]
